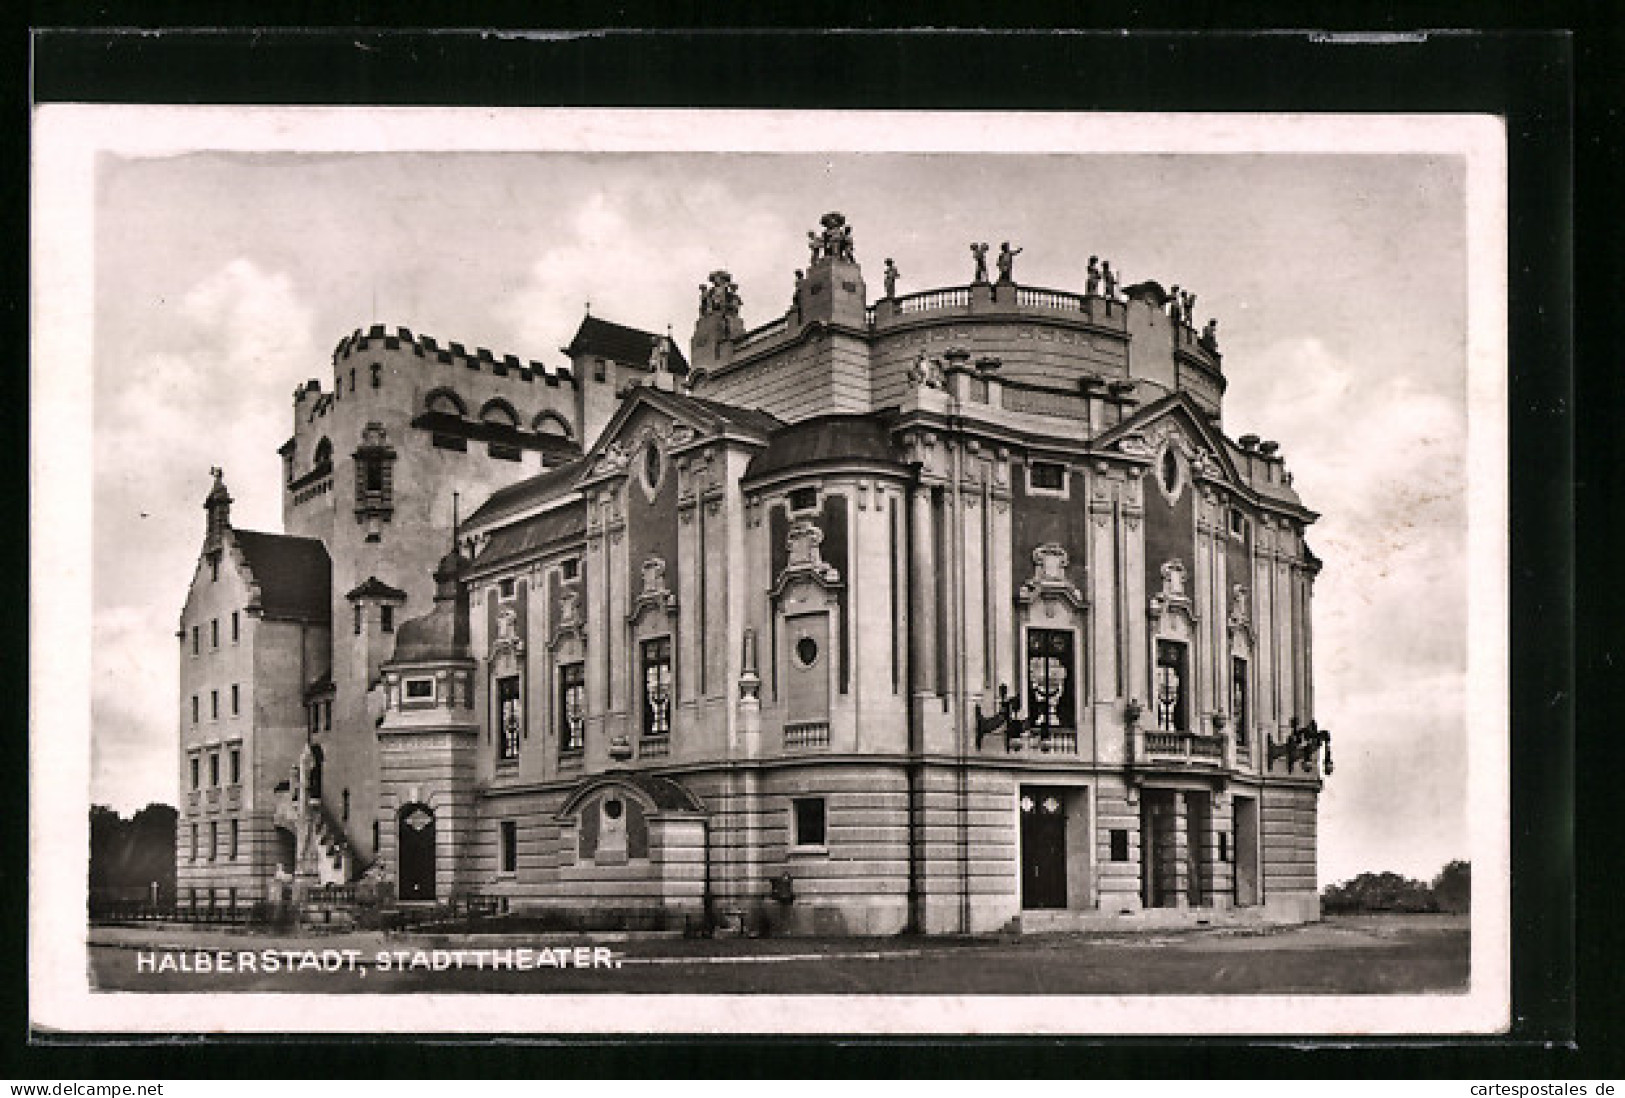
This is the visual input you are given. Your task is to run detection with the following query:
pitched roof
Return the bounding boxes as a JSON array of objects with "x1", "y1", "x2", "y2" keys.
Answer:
[
  {"x1": 345, "y1": 576, "x2": 408, "y2": 602},
  {"x1": 563, "y1": 316, "x2": 690, "y2": 375},
  {"x1": 463, "y1": 457, "x2": 589, "y2": 530},
  {"x1": 677, "y1": 392, "x2": 784, "y2": 437},
  {"x1": 231, "y1": 530, "x2": 331, "y2": 621},
  {"x1": 745, "y1": 413, "x2": 900, "y2": 480},
  {"x1": 477, "y1": 500, "x2": 588, "y2": 568}
]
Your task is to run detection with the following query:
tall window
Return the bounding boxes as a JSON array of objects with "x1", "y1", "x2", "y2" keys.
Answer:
[
  {"x1": 231, "y1": 612, "x2": 239, "y2": 642},
  {"x1": 191, "y1": 626, "x2": 199, "y2": 655},
  {"x1": 1025, "y1": 629, "x2": 1076, "y2": 729},
  {"x1": 229, "y1": 819, "x2": 239, "y2": 860},
  {"x1": 189, "y1": 824, "x2": 197, "y2": 861},
  {"x1": 342, "y1": 789, "x2": 351, "y2": 821},
  {"x1": 209, "y1": 753, "x2": 220, "y2": 786},
  {"x1": 211, "y1": 618, "x2": 219, "y2": 648},
  {"x1": 208, "y1": 821, "x2": 218, "y2": 861},
  {"x1": 1156, "y1": 640, "x2": 1189, "y2": 732},
  {"x1": 558, "y1": 662, "x2": 586, "y2": 752},
  {"x1": 191, "y1": 695, "x2": 199, "y2": 724},
  {"x1": 381, "y1": 605, "x2": 394, "y2": 633},
  {"x1": 1231, "y1": 656, "x2": 1248, "y2": 735},
  {"x1": 189, "y1": 756, "x2": 199, "y2": 790},
  {"x1": 354, "y1": 604, "x2": 363, "y2": 635},
  {"x1": 229, "y1": 746, "x2": 241, "y2": 785},
  {"x1": 500, "y1": 821, "x2": 519, "y2": 874},
  {"x1": 496, "y1": 675, "x2": 522, "y2": 761},
  {"x1": 230, "y1": 683, "x2": 239, "y2": 716},
  {"x1": 210, "y1": 690, "x2": 219, "y2": 720},
  {"x1": 641, "y1": 638, "x2": 673, "y2": 738}
]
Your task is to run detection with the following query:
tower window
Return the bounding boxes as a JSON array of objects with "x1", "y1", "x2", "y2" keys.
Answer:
[
  {"x1": 342, "y1": 789, "x2": 350, "y2": 822},
  {"x1": 354, "y1": 604, "x2": 363, "y2": 635},
  {"x1": 210, "y1": 690, "x2": 219, "y2": 720},
  {"x1": 231, "y1": 611, "x2": 239, "y2": 642},
  {"x1": 212, "y1": 618, "x2": 219, "y2": 648},
  {"x1": 191, "y1": 695, "x2": 199, "y2": 725},
  {"x1": 191, "y1": 626, "x2": 199, "y2": 655},
  {"x1": 230, "y1": 683, "x2": 239, "y2": 716},
  {"x1": 190, "y1": 756, "x2": 200, "y2": 790},
  {"x1": 381, "y1": 605, "x2": 394, "y2": 633}
]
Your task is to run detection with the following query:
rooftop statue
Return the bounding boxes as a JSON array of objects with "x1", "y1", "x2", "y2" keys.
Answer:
[
  {"x1": 698, "y1": 281, "x2": 712, "y2": 317},
  {"x1": 1181, "y1": 290, "x2": 1197, "y2": 326},
  {"x1": 807, "y1": 231, "x2": 824, "y2": 265},
  {"x1": 1102, "y1": 260, "x2": 1118, "y2": 298},
  {"x1": 1085, "y1": 255, "x2": 1101, "y2": 296},
  {"x1": 970, "y1": 242, "x2": 990, "y2": 283},
  {"x1": 1169, "y1": 285, "x2": 1183, "y2": 323},
  {"x1": 1200, "y1": 317, "x2": 1219, "y2": 350},
  {"x1": 996, "y1": 241, "x2": 1023, "y2": 282},
  {"x1": 705, "y1": 270, "x2": 742, "y2": 317},
  {"x1": 882, "y1": 258, "x2": 900, "y2": 298},
  {"x1": 818, "y1": 211, "x2": 855, "y2": 262}
]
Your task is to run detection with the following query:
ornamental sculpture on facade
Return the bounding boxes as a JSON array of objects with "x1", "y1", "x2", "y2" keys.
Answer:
[
  {"x1": 996, "y1": 242, "x2": 1023, "y2": 282},
  {"x1": 812, "y1": 211, "x2": 855, "y2": 263},
  {"x1": 970, "y1": 241, "x2": 990, "y2": 283}
]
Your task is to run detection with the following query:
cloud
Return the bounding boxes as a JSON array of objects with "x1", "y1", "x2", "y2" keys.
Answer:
[{"x1": 91, "y1": 259, "x2": 317, "y2": 810}]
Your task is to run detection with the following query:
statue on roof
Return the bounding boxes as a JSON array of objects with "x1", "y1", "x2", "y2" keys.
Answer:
[
  {"x1": 818, "y1": 212, "x2": 855, "y2": 263},
  {"x1": 970, "y1": 242, "x2": 990, "y2": 283},
  {"x1": 698, "y1": 281, "x2": 713, "y2": 317},
  {"x1": 1181, "y1": 290, "x2": 1197, "y2": 326},
  {"x1": 1169, "y1": 286, "x2": 1183, "y2": 323},
  {"x1": 807, "y1": 231, "x2": 824, "y2": 265},
  {"x1": 1085, "y1": 256, "x2": 1101, "y2": 296},
  {"x1": 997, "y1": 242, "x2": 1023, "y2": 282},
  {"x1": 1200, "y1": 317, "x2": 1219, "y2": 350},
  {"x1": 1102, "y1": 260, "x2": 1118, "y2": 298},
  {"x1": 882, "y1": 258, "x2": 900, "y2": 299},
  {"x1": 705, "y1": 270, "x2": 742, "y2": 317}
]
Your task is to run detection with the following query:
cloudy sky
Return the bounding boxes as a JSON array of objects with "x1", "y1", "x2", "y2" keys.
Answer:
[{"x1": 74, "y1": 119, "x2": 1480, "y2": 885}]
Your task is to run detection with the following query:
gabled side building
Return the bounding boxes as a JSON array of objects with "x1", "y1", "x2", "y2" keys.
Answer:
[{"x1": 174, "y1": 213, "x2": 1331, "y2": 933}]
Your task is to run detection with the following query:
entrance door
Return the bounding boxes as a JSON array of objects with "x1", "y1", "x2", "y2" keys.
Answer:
[
  {"x1": 1141, "y1": 790, "x2": 1179, "y2": 908},
  {"x1": 1020, "y1": 787, "x2": 1069, "y2": 909},
  {"x1": 1233, "y1": 796, "x2": 1259, "y2": 906},
  {"x1": 397, "y1": 803, "x2": 437, "y2": 902}
]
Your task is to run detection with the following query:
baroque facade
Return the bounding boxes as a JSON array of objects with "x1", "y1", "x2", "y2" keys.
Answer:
[{"x1": 175, "y1": 213, "x2": 1331, "y2": 933}]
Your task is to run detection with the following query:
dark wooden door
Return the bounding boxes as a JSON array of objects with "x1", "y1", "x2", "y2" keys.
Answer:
[
  {"x1": 398, "y1": 804, "x2": 437, "y2": 902},
  {"x1": 1021, "y1": 788, "x2": 1068, "y2": 909}
]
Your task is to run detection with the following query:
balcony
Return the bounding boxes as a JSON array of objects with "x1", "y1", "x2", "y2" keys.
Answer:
[
  {"x1": 1130, "y1": 728, "x2": 1229, "y2": 770},
  {"x1": 784, "y1": 720, "x2": 830, "y2": 750}
]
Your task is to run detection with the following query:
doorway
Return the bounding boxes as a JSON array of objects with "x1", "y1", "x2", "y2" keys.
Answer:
[
  {"x1": 1141, "y1": 790, "x2": 1179, "y2": 908},
  {"x1": 397, "y1": 803, "x2": 437, "y2": 902},
  {"x1": 1020, "y1": 786, "x2": 1069, "y2": 909},
  {"x1": 1233, "y1": 796, "x2": 1260, "y2": 906}
]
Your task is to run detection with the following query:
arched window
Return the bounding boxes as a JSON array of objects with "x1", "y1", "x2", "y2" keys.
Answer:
[
  {"x1": 479, "y1": 398, "x2": 520, "y2": 428},
  {"x1": 532, "y1": 410, "x2": 574, "y2": 439},
  {"x1": 425, "y1": 388, "x2": 467, "y2": 418},
  {"x1": 312, "y1": 437, "x2": 332, "y2": 468}
]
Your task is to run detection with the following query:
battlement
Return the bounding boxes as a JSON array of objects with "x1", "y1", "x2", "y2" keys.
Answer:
[{"x1": 328, "y1": 324, "x2": 579, "y2": 391}]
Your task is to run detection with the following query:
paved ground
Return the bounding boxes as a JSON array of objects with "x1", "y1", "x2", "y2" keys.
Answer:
[{"x1": 86, "y1": 914, "x2": 1469, "y2": 995}]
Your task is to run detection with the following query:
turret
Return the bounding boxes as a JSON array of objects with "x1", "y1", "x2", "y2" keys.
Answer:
[{"x1": 203, "y1": 467, "x2": 232, "y2": 550}]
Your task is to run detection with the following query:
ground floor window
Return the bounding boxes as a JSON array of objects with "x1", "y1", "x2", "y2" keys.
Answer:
[
  {"x1": 792, "y1": 797, "x2": 827, "y2": 848},
  {"x1": 500, "y1": 820, "x2": 518, "y2": 874}
]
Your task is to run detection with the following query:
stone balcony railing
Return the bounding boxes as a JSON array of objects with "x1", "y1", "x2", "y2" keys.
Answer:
[
  {"x1": 783, "y1": 720, "x2": 831, "y2": 750},
  {"x1": 1131, "y1": 728, "x2": 1229, "y2": 769}
]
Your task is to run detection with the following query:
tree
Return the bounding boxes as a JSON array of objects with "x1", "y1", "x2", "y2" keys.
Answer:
[{"x1": 1431, "y1": 859, "x2": 1471, "y2": 913}]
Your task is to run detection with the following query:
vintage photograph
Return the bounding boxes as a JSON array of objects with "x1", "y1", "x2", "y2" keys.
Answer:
[{"x1": 31, "y1": 108, "x2": 1508, "y2": 1034}]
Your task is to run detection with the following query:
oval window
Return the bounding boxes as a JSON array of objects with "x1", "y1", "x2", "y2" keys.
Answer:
[
  {"x1": 604, "y1": 798, "x2": 624, "y2": 821},
  {"x1": 795, "y1": 637, "x2": 819, "y2": 668},
  {"x1": 643, "y1": 443, "x2": 662, "y2": 489},
  {"x1": 1159, "y1": 448, "x2": 1180, "y2": 496}
]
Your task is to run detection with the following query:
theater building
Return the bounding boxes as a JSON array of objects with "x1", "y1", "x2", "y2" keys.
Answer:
[{"x1": 175, "y1": 213, "x2": 1331, "y2": 933}]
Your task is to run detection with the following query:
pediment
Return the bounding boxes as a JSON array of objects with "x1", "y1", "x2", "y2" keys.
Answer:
[
  {"x1": 1094, "y1": 392, "x2": 1241, "y2": 487},
  {"x1": 578, "y1": 391, "x2": 709, "y2": 485}
]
